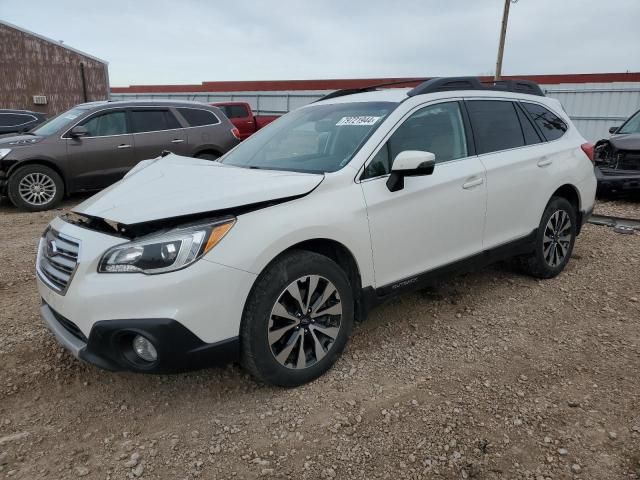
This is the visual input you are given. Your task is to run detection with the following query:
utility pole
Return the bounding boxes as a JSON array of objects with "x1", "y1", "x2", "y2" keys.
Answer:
[{"x1": 495, "y1": 0, "x2": 515, "y2": 81}]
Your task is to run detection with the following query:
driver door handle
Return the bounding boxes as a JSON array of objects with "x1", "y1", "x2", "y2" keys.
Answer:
[
  {"x1": 117, "y1": 144, "x2": 131, "y2": 149},
  {"x1": 462, "y1": 177, "x2": 484, "y2": 189},
  {"x1": 537, "y1": 157, "x2": 553, "y2": 167},
  {"x1": 171, "y1": 139, "x2": 184, "y2": 144}
]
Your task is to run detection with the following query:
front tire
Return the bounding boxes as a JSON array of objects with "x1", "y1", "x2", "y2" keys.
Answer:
[
  {"x1": 8, "y1": 165, "x2": 64, "y2": 212},
  {"x1": 240, "y1": 250, "x2": 354, "y2": 387},
  {"x1": 520, "y1": 196, "x2": 577, "y2": 279}
]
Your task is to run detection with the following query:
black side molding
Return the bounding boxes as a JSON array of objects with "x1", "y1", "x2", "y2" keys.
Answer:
[{"x1": 358, "y1": 229, "x2": 537, "y2": 315}]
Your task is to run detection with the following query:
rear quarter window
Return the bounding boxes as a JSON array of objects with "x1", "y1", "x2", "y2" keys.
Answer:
[
  {"x1": 177, "y1": 108, "x2": 220, "y2": 127},
  {"x1": 521, "y1": 102, "x2": 568, "y2": 141}
]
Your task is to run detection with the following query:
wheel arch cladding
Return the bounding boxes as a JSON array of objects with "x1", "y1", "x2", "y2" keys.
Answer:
[
  {"x1": 257, "y1": 239, "x2": 366, "y2": 322},
  {"x1": 551, "y1": 184, "x2": 583, "y2": 232},
  {"x1": 552, "y1": 184, "x2": 580, "y2": 211}
]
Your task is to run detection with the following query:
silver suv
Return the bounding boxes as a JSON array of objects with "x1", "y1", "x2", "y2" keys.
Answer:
[{"x1": 0, "y1": 100, "x2": 240, "y2": 211}]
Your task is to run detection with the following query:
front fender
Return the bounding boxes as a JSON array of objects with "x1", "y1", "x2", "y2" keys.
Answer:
[{"x1": 202, "y1": 182, "x2": 375, "y2": 288}]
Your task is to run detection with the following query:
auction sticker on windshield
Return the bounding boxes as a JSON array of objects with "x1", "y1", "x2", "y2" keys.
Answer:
[{"x1": 336, "y1": 116, "x2": 381, "y2": 126}]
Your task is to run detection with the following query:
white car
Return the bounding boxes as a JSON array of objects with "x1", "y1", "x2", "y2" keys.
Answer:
[{"x1": 36, "y1": 77, "x2": 597, "y2": 386}]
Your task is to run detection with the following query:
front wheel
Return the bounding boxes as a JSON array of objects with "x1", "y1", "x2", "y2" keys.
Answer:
[
  {"x1": 7, "y1": 165, "x2": 64, "y2": 212},
  {"x1": 240, "y1": 250, "x2": 354, "y2": 387},
  {"x1": 520, "y1": 196, "x2": 577, "y2": 279}
]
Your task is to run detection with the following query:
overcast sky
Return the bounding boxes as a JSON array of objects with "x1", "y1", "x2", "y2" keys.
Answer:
[{"x1": 1, "y1": 0, "x2": 639, "y2": 87}]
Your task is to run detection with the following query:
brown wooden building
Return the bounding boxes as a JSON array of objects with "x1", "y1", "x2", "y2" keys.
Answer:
[{"x1": 0, "y1": 20, "x2": 109, "y2": 117}]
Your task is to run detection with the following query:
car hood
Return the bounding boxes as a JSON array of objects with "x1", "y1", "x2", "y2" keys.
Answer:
[
  {"x1": 609, "y1": 133, "x2": 640, "y2": 150},
  {"x1": 0, "y1": 134, "x2": 45, "y2": 145},
  {"x1": 73, "y1": 154, "x2": 324, "y2": 225}
]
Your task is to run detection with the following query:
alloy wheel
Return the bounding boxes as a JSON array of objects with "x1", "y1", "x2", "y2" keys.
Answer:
[
  {"x1": 542, "y1": 209, "x2": 572, "y2": 267},
  {"x1": 18, "y1": 172, "x2": 57, "y2": 206},
  {"x1": 268, "y1": 275, "x2": 342, "y2": 369}
]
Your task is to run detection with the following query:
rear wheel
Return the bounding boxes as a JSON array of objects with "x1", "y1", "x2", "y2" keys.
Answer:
[
  {"x1": 195, "y1": 152, "x2": 219, "y2": 161},
  {"x1": 240, "y1": 250, "x2": 354, "y2": 387},
  {"x1": 520, "y1": 196, "x2": 577, "y2": 278},
  {"x1": 8, "y1": 165, "x2": 64, "y2": 212}
]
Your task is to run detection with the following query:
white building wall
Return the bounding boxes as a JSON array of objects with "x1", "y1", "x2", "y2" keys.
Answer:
[
  {"x1": 111, "y1": 82, "x2": 640, "y2": 142},
  {"x1": 542, "y1": 82, "x2": 640, "y2": 141}
]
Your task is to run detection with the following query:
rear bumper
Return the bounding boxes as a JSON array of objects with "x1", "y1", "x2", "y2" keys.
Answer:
[
  {"x1": 41, "y1": 302, "x2": 239, "y2": 372},
  {"x1": 595, "y1": 166, "x2": 640, "y2": 192}
]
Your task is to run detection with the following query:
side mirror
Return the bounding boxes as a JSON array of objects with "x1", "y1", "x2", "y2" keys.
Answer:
[
  {"x1": 70, "y1": 125, "x2": 88, "y2": 138},
  {"x1": 609, "y1": 126, "x2": 619, "y2": 134},
  {"x1": 386, "y1": 150, "x2": 436, "y2": 192}
]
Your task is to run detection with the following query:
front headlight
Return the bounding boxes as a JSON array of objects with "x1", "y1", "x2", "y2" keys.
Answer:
[
  {"x1": 98, "y1": 218, "x2": 235, "y2": 274},
  {"x1": 0, "y1": 148, "x2": 11, "y2": 160}
]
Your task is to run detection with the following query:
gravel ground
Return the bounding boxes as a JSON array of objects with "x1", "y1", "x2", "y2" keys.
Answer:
[{"x1": 0, "y1": 194, "x2": 639, "y2": 480}]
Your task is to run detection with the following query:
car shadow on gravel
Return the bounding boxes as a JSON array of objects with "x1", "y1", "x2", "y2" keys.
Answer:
[
  {"x1": 597, "y1": 191, "x2": 640, "y2": 205},
  {"x1": 0, "y1": 193, "x2": 92, "y2": 215}
]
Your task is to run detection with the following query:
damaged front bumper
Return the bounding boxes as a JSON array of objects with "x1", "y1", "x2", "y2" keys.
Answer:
[{"x1": 595, "y1": 166, "x2": 640, "y2": 193}]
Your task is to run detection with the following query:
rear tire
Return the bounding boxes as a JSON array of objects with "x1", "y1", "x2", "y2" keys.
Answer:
[
  {"x1": 8, "y1": 164, "x2": 64, "y2": 212},
  {"x1": 240, "y1": 250, "x2": 354, "y2": 387},
  {"x1": 195, "y1": 152, "x2": 219, "y2": 161},
  {"x1": 520, "y1": 196, "x2": 577, "y2": 279}
]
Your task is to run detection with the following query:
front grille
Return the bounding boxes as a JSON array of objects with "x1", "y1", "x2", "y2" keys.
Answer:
[
  {"x1": 48, "y1": 303, "x2": 87, "y2": 342},
  {"x1": 37, "y1": 228, "x2": 80, "y2": 294},
  {"x1": 618, "y1": 151, "x2": 640, "y2": 171}
]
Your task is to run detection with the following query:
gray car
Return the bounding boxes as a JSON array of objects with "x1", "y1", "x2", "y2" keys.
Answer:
[{"x1": 0, "y1": 100, "x2": 240, "y2": 211}]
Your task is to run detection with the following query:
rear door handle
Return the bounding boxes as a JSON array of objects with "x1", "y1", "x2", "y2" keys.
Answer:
[
  {"x1": 537, "y1": 157, "x2": 553, "y2": 167},
  {"x1": 117, "y1": 144, "x2": 131, "y2": 149},
  {"x1": 171, "y1": 139, "x2": 184, "y2": 144},
  {"x1": 462, "y1": 177, "x2": 484, "y2": 189}
]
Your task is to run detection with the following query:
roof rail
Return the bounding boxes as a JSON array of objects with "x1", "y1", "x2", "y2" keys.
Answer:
[
  {"x1": 314, "y1": 79, "x2": 428, "y2": 102},
  {"x1": 407, "y1": 76, "x2": 545, "y2": 97}
]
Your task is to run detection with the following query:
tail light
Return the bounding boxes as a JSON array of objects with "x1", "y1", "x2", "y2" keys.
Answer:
[
  {"x1": 581, "y1": 143, "x2": 594, "y2": 163},
  {"x1": 231, "y1": 128, "x2": 241, "y2": 140}
]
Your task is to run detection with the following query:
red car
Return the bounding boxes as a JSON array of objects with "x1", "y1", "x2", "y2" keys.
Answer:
[{"x1": 212, "y1": 102, "x2": 279, "y2": 140}]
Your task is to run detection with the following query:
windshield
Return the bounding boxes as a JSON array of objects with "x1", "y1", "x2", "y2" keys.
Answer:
[
  {"x1": 221, "y1": 101, "x2": 397, "y2": 173},
  {"x1": 31, "y1": 106, "x2": 90, "y2": 136},
  {"x1": 618, "y1": 110, "x2": 640, "y2": 135}
]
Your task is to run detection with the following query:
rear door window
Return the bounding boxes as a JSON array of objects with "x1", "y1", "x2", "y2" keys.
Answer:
[
  {"x1": 81, "y1": 111, "x2": 128, "y2": 137},
  {"x1": 130, "y1": 109, "x2": 181, "y2": 133},
  {"x1": 521, "y1": 102, "x2": 568, "y2": 141},
  {"x1": 177, "y1": 108, "x2": 220, "y2": 127},
  {"x1": 465, "y1": 100, "x2": 525, "y2": 154}
]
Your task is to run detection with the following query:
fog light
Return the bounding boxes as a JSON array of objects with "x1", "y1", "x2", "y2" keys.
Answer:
[{"x1": 132, "y1": 334, "x2": 158, "y2": 362}]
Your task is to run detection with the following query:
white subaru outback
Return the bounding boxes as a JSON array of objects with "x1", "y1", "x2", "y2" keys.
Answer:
[{"x1": 36, "y1": 77, "x2": 597, "y2": 386}]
